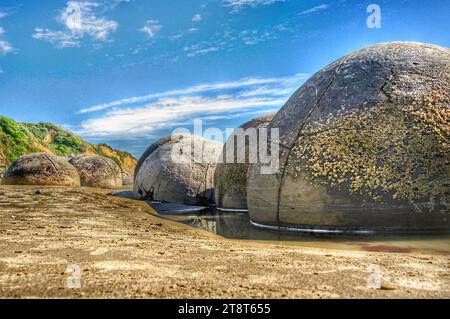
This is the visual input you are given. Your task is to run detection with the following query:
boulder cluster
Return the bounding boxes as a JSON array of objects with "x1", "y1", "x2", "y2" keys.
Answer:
[
  {"x1": 133, "y1": 42, "x2": 450, "y2": 233},
  {"x1": 3, "y1": 42, "x2": 449, "y2": 233},
  {"x1": 2, "y1": 153, "x2": 124, "y2": 189}
]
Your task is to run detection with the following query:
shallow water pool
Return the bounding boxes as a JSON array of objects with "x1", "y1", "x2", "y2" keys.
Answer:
[
  {"x1": 154, "y1": 207, "x2": 450, "y2": 255},
  {"x1": 110, "y1": 191, "x2": 450, "y2": 255}
]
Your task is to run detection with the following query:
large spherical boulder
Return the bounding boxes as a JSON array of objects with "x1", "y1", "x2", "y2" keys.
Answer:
[
  {"x1": 214, "y1": 112, "x2": 276, "y2": 210},
  {"x1": 122, "y1": 175, "x2": 134, "y2": 186},
  {"x1": 72, "y1": 155, "x2": 123, "y2": 189},
  {"x1": 134, "y1": 134, "x2": 223, "y2": 206},
  {"x1": 1, "y1": 153, "x2": 80, "y2": 186},
  {"x1": 248, "y1": 42, "x2": 450, "y2": 233}
]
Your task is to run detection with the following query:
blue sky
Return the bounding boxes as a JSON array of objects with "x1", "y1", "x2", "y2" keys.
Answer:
[{"x1": 0, "y1": 0, "x2": 449, "y2": 158}]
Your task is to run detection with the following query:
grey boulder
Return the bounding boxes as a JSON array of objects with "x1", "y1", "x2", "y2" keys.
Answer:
[
  {"x1": 72, "y1": 155, "x2": 123, "y2": 189},
  {"x1": 214, "y1": 112, "x2": 276, "y2": 210},
  {"x1": 134, "y1": 134, "x2": 223, "y2": 206},
  {"x1": 248, "y1": 42, "x2": 450, "y2": 233},
  {"x1": 2, "y1": 153, "x2": 80, "y2": 187}
]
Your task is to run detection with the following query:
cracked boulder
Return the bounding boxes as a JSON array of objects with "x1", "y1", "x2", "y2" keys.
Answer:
[
  {"x1": 134, "y1": 134, "x2": 223, "y2": 206},
  {"x1": 72, "y1": 155, "x2": 123, "y2": 189},
  {"x1": 1, "y1": 153, "x2": 80, "y2": 186},
  {"x1": 214, "y1": 112, "x2": 276, "y2": 210},
  {"x1": 248, "y1": 42, "x2": 450, "y2": 232}
]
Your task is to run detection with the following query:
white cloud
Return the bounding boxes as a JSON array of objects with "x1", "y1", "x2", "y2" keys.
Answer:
[
  {"x1": 239, "y1": 24, "x2": 290, "y2": 45},
  {"x1": 103, "y1": 0, "x2": 132, "y2": 12},
  {"x1": 33, "y1": 1, "x2": 118, "y2": 48},
  {"x1": 0, "y1": 40, "x2": 15, "y2": 54},
  {"x1": 223, "y1": 0, "x2": 284, "y2": 13},
  {"x1": 77, "y1": 73, "x2": 308, "y2": 138},
  {"x1": 79, "y1": 96, "x2": 286, "y2": 138},
  {"x1": 192, "y1": 14, "x2": 202, "y2": 22},
  {"x1": 298, "y1": 4, "x2": 329, "y2": 16},
  {"x1": 79, "y1": 74, "x2": 307, "y2": 114},
  {"x1": 0, "y1": 26, "x2": 14, "y2": 55},
  {"x1": 182, "y1": 22, "x2": 291, "y2": 57},
  {"x1": 33, "y1": 28, "x2": 81, "y2": 48},
  {"x1": 168, "y1": 27, "x2": 198, "y2": 41},
  {"x1": 139, "y1": 20, "x2": 162, "y2": 39},
  {"x1": 184, "y1": 43, "x2": 219, "y2": 57},
  {"x1": 0, "y1": 11, "x2": 8, "y2": 19}
]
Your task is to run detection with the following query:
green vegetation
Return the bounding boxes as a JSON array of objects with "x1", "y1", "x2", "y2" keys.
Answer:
[
  {"x1": 24, "y1": 122, "x2": 89, "y2": 156},
  {"x1": 0, "y1": 116, "x2": 39, "y2": 162},
  {"x1": 0, "y1": 115, "x2": 136, "y2": 174}
]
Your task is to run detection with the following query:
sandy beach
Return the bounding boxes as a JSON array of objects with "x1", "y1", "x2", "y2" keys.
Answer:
[{"x1": 0, "y1": 185, "x2": 448, "y2": 299}]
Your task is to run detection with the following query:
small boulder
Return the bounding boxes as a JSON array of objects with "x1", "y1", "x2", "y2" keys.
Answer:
[
  {"x1": 72, "y1": 155, "x2": 123, "y2": 189},
  {"x1": 2, "y1": 153, "x2": 80, "y2": 186}
]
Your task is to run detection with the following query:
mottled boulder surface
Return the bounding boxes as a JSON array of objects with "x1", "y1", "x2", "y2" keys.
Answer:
[
  {"x1": 248, "y1": 42, "x2": 450, "y2": 232},
  {"x1": 214, "y1": 112, "x2": 276, "y2": 210},
  {"x1": 1, "y1": 153, "x2": 80, "y2": 186},
  {"x1": 72, "y1": 155, "x2": 123, "y2": 189},
  {"x1": 134, "y1": 136, "x2": 172, "y2": 181},
  {"x1": 122, "y1": 175, "x2": 134, "y2": 186},
  {"x1": 134, "y1": 134, "x2": 223, "y2": 206}
]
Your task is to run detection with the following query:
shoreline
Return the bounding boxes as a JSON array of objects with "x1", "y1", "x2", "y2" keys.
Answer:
[{"x1": 0, "y1": 185, "x2": 448, "y2": 298}]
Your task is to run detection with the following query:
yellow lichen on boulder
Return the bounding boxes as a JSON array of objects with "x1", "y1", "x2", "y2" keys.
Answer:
[
  {"x1": 247, "y1": 42, "x2": 450, "y2": 232},
  {"x1": 290, "y1": 93, "x2": 450, "y2": 213}
]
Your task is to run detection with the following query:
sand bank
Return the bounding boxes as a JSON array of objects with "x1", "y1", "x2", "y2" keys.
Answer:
[{"x1": 0, "y1": 186, "x2": 448, "y2": 298}]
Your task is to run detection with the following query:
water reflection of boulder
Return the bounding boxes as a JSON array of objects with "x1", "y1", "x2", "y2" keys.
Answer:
[
  {"x1": 248, "y1": 42, "x2": 450, "y2": 233},
  {"x1": 72, "y1": 155, "x2": 123, "y2": 189},
  {"x1": 190, "y1": 215, "x2": 217, "y2": 233},
  {"x1": 134, "y1": 134, "x2": 223, "y2": 206},
  {"x1": 214, "y1": 112, "x2": 276, "y2": 210},
  {"x1": 214, "y1": 210, "x2": 315, "y2": 241},
  {"x1": 2, "y1": 153, "x2": 80, "y2": 186}
]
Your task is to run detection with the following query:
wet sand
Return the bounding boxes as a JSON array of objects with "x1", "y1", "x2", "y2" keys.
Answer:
[{"x1": 0, "y1": 185, "x2": 449, "y2": 298}]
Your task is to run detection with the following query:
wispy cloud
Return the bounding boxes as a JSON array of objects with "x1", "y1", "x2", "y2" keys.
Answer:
[
  {"x1": 192, "y1": 14, "x2": 202, "y2": 22},
  {"x1": 79, "y1": 95, "x2": 285, "y2": 137},
  {"x1": 79, "y1": 73, "x2": 306, "y2": 114},
  {"x1": 77, "y1": 73, "x2": 308, "y2": 138},
  {"x1": 33, "y1": 29, "x2": 80, "y2": 48},
  {"x1": 223, "y1": 0, "x2": 284, "y2": 13},
  {"x1": 169, "y1": 27, "x2": 198, "y2": 41},
  {"x1": 0, "y1": 26, "x2": 15, "y2": 55},
  {"x1": 139, "y1": 20, "x2": 162, "y2": 39},
  {"x1": 102, "y1": 0, "x2": 132, "y2": 12},
  {"x1": 239, "y1": 24, "x2": 291, "y2": 45},
  {"x1": 183, "y1": 22, "x2": 291, "y2": 57},
  {"x1": 298, "y1": 4, "x2": 330, "y2": 16},
  {"x1": 184, "y1": 43, "x2": 219, "y2": 57},
  {"x1": 32, "y1": 1, "x2": 118, "y2": 48}
]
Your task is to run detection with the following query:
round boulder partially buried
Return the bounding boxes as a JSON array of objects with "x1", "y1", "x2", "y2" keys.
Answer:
[
  {"x1": 134, "y1": 134, "x2": 223, "y2": 206},
  {"x1": 2, "y1": 153, "x2": 80, "y2": 186},
  {"x1": 72, "y1": 155, "x2": 123, "y2": 189},
  {"x1": 248, "y1": 42, "x2": 450, "y2": 233},
  {"x1": 214, "y1": 112, "x2": 276, "y2": 210}
]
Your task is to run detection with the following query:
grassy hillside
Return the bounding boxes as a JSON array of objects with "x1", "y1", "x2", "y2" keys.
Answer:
[{"x1": 0, "y1": 115, "x2": 136, "y2": 179}]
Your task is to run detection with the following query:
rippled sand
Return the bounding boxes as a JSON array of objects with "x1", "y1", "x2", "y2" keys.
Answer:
[{"x1": 0, "y1": 185, "x2": 448, "y2": 298}]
